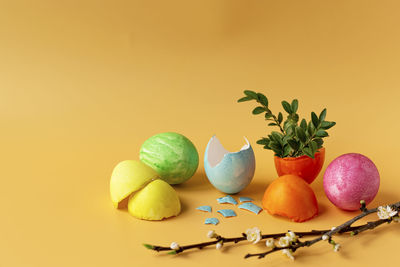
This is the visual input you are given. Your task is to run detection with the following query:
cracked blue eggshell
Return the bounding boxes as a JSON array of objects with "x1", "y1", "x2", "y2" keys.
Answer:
[
  {"x1": 238, "y1": 202, "x2": 262, "y2": 214},
  {"x1": 217, "y1": 209, "x2": 237, "y2": 218},
  {"x1": 196, "y1": 205, "x2": 212, "y2": 212},
  {"x1": 204, "y1": 136, "x2": 255, "y2": 194},
  {"x1": 239, "y1": 196, "x2": 253, "y2": 203},
  {"x1": 217, "y1": 195, "x2": 238, "y2": 205},
  {"x1": 205, "y1": 218, "x2": 219, "y2": 225}
]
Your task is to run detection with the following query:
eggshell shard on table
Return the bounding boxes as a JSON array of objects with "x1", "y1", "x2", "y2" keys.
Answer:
[
  {"x1": 239, "y1": 197, "x2": 253, "y2": 203},
  {"x1": 323, "y1": 153, "x2": 380, "y2": 211},
  {"x1": 205, "y1": 218, "x2": 219, "y2": 225},
  {"x1": 217, "y1": 209, "x2": 237, "y2": 218},
  {"x1": 110, "y1": 160, "x2": 159, "y2": 208},
  {"x1": 196, "y1": 206, "x2": 212, "y2": 212},
  {"x1": 139, "y1": 132, "x2": 199, "y2": 185},
  {"x1": 238, "y1": 202, "x2": 263, "y2": 214},
  {"x1": 217, "y1": 195, "x2": 238, "y2": 205},
  {"x1": 204, "y1": 136, "x2": 255, "y2": 194},
  {"x1": 128, "y1": 179, "x2": 181, "y2": 220}
]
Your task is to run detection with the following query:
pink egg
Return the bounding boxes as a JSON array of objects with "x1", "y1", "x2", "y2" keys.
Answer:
[{"x1": 323, "y1": 153, "x2": 380, "y2": 211}]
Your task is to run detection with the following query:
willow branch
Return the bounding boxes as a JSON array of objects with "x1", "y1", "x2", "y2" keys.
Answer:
[{"x1": 244, "y1": 201, "x2": 400, "y2": 259}]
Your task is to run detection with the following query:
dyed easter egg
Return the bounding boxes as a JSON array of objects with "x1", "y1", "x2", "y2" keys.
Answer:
[
  {"x1": 262, "y1": 174, "x2": 318, "y2": 222},
  {"x1": 110, "y1": 160, "x2": 158, "y2": 208},
  {"x1": 323, "y1": 153, "x2": 380, "y2": 211},
  {"x1": 110, "y1": 160, "x2": 181, "y2": 220},
  {"x1": 140, "y1": 132, "x2": 199, "y2": 185},
  {"x1": 204, "y1": 136, "x2": 255, "y2": 194},
  {"x1": 128, "y1": 179, "x2": 181, "y2": 220}
]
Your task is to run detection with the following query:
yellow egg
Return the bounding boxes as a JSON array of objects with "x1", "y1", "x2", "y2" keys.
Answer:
[
  {"x1": 128, "y1": 179, "x2": 181, "y2": 220},
  {"x1": 110, "y1": 160, "x2": 158, "y2": 208}
]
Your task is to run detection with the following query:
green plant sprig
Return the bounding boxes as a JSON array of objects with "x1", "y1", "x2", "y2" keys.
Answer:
[{"x1": 238, "y1": 90, "x2": 336, "y2": 158}]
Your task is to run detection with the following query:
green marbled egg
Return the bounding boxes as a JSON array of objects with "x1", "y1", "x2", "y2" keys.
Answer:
[{"x1": 139, "y1": 132, "x2": 199, "y2": 184}]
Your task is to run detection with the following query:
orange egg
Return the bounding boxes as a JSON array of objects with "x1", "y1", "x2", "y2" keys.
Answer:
[{"x1": 262, "y1": 174, "x2": 318, "y2": 222}]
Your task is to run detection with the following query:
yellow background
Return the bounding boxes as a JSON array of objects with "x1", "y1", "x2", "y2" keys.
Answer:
[{"x1": 1, "y1": 1, "x2": 400, "y2": 266}]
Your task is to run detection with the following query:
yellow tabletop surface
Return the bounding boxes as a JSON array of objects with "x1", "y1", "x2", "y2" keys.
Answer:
[{"x1": 1, "y1": 1, "x2": 400, "y2": 266}]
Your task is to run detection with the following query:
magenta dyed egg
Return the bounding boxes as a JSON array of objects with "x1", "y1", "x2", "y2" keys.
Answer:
[{"x1": 323, "y1": 153, "x2": 380, "y2": 211}]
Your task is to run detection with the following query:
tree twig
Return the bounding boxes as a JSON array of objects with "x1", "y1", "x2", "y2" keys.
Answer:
[
  {"x1": 145, "y1": 201, "x2": 400, "y2": 257},
  {"x1": 244, "y1": 201, "x2": 400, "y2": 259}
]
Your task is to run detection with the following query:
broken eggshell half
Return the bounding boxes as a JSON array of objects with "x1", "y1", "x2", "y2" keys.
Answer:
[
  {"x1": 110, "y1": 160, "x2": 181, "y2": 220},
  {"x1": 204, "y1": 136, "x2": 255, "y2": 194}
]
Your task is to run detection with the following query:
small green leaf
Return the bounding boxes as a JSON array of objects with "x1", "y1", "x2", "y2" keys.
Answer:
[
  {"x1": 314, "y1": 138, "x2": 324, "y2": 148},
  {"x1": 256, "y1": 138, "x2": 270, "y2": 145},
  {"x1": 268, "y1": 122, "x2": 278, "y2": 126},
  {"x1": 319, "y1": 108, "x2": 327, "y2": 122},
  {"x1": 252, "y1": 107, "x2": 265, "y2": 114},
  {"x1": 303, "y1": 147, "x2": 315, "y2": 158},
  {"x1": 282, "y1": 135, "x2": 290, "y2": 144},
  {"x1": 281, "y1": 101, "x2": 292, "y2": 114},
  {"x1": 269, "y1": 142, "x2": 283, "y2": 157},
  {"x1": 283, "y1": 121, "x2": 295, "y2": 132},
  {"x1": 264, "y1": 145, "x2": 272, "y2": 150},
  {"x1": 321, "y1": 121, "x2": 336, "y2": 130},
  {"x1": 289, "y1": 113, "x2": 299, "y2": 123},
  {"x1": 168, "y1": 250, "x2": 178, "y2": 255},
  {"x1": 244, "y1": 90, "x2": 258, "y2": 100},
  {"x1": 287, "y1": 139, "x2": 299, "y2": 151},
  {"x1": 278, "y1": 112, "x2": 283, "y2": 124},
  {"x1": 271, "y1": 131, "x2": 283, "y2": 144},
  {"x1": 237, "y1": 96, "x2": 252, "y2": 102},
  {"x1": 291, "y1": 99, "x2": 299, "y2": 113},
  {"x1": 305, "y1": 130, "x2": 310, "y2": 139},
  {"x1": 300, "y1": 119, "x2": 307, "y2": 130},
  {"x1": 310, "y1": 140, "x2": 318, "y2": 154},
  {"x1": 285, "y1": 125, "x2": 294, "y2": 136},
  {"x1": 143, "y1": 244, "x2": 154, "y2": 250},
  {"x1": 269, "y1": 141, "x2": 282, "y2": 151},
  {"x1": 316, "y1": 130, "x2": 329, "y2": 137},
  {"x1": 295, "y1": 126, "x2": 307, "y2": 143},
  {"x1": 265, "y1": 113, "x2": 273, "y2": 119},
  {"x1": 257, "y1": 93, "x2": 268, "y2": 107},
  {"x1": 311, "y1": 112, "x2": 319, "y2": 128},
  {"x1": 307, "y1": 121, "x2": 315, "y2": 136},
  {"x1": 283, "y1": 145, "x2": 291, "y2": 157}
]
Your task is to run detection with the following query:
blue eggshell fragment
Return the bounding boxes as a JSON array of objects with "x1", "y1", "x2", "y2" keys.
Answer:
[
  {"x1": 204, "y1": 136, "x2": 256, "y2": 194},
  {"x1": 205, "y1": 218, "x2": 219, "y2": 225},
  {"x1": 217, "y1": 195, "x2": 238, "y2": 205},
  {"x1": 238, "y1": 202, "x2": 263, "y2": 214},
  {"x1": 196, "y1": 205, "x2": 212, "y2": 212},
  {"x1": 217, "y1": 209, "x2": 237, "y2": 218},
  {"x1": 239, "y1": 197, "x2": 253, "y2": 203}
]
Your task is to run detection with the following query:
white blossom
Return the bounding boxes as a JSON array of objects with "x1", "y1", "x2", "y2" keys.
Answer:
[
  {"x1": 322, "y1": 234, "x2": 329, "y2": 241},
  {"x1": 278, "y1": 236, "x2": 290, "y2": 247},
  {"x1": 331, "y1": 227, "x2": 336, "y2": 231},
  {"x1": 282, "y1": 249, "x2": 295, "y2": 260},
  {"x1": 377, "y1": 205, "x2": 398, "y2": 219},
  {"x1": 170, "y1": 242, "x2": 179, "y2": 250},
  {"x1": 207, "y1": 230, "x2": 217, "y2": 239},
  {"x1": 265, "y1": 238, "x2": 275, "y2": 248},
  {"x1": 245, "y1": 227, "x2": 262, "y2": 244},
  {"x1": 216, "y1": 242, "x2": 223, "y2": 250},
  {"x1": 286, "y1": 231, "x2": 297, "y2": 242},
  {"x1": 333, "y1": 243, "x2": 341, "y2": 252}
]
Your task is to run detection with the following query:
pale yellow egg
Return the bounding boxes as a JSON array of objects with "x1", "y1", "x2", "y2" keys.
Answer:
[
  {"x1": 110, "y1": 160, "x2": 158, "y2": 208},
  {"x1": 128, "y1": 179, "x2": 181, "y2": 220}
]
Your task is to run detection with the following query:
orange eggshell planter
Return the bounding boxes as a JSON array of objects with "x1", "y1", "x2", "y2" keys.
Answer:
[
  {"x1": 262, "y1": 174, "x2": 318, "y2": 222},
  {"x1": 274, "y1": 147, "x2": 325, "y2": 184}
]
